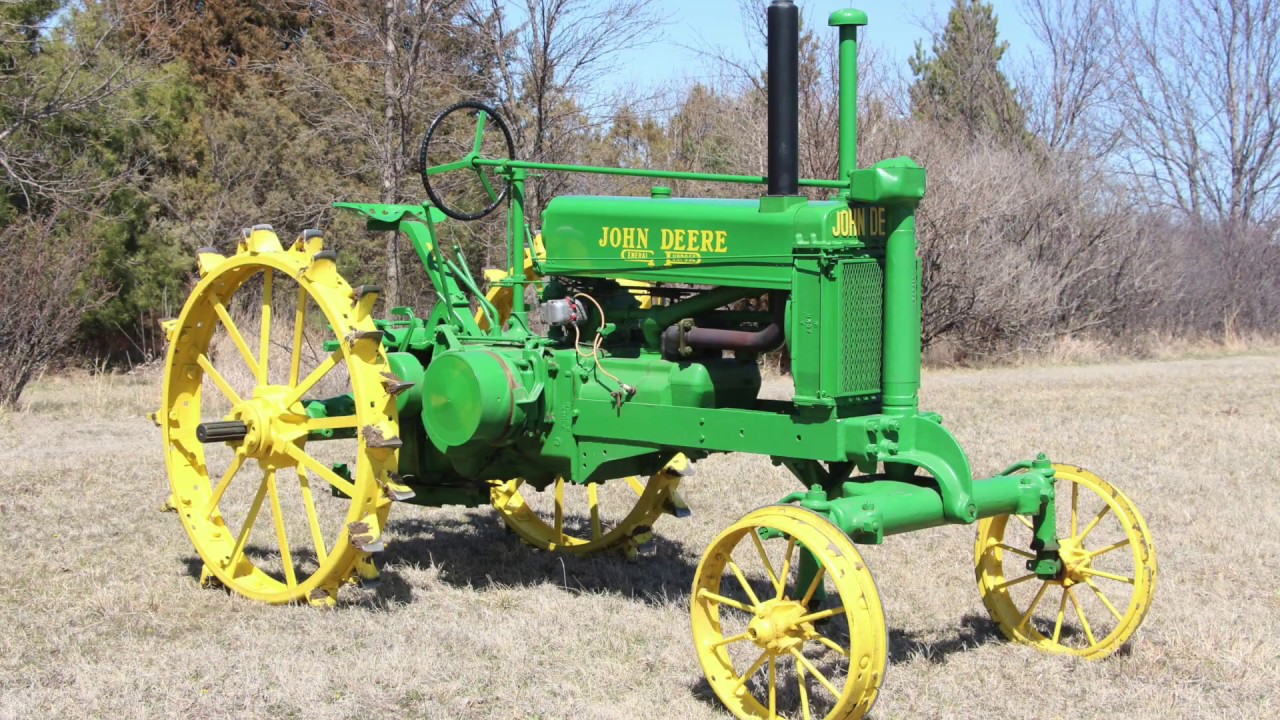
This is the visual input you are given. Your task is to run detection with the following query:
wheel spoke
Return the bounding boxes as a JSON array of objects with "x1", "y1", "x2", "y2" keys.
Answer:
[
  {"x1": 281, "y1": 348, "x2": 342, "y2": 407},
  {"x1": 1018, "y1": 581, "x2": 1052, "y2": 628},
  {"x1": 1014, "y1": 514, "x2": 1035, "y2": 530},
  {"x1": 748, "y1": 531, "x2": 781, "y2": 597},
  {"x1": 1085, "y1": 578, "x2": 1124, "y2": 622},
  {"x1": 283, "y1": 444, "x2": 357, "y2": 498},
  {"x1": 211, "y1": 297, "x2": 261, "y2": 381},
  {"x1": 697, "y1": 588, "x2": 755, "y2": 614},
  {"x1": 553, "y1": 478, "x2": 565, "y2": 543},
  {"x1": 1071, "y1": 481, "x2": 1079, "y2": 537},
  {"x1": 587, "y1": 483, "x2": 602, "y2": 541},
  {"x1": 1066, "y1": 586, "x2": 1097, "y2": 646},
  {"x1": 768, "y1": 656, "x2": 777, "y2": 718},
  {"x1": 994, "y1": 542, "x2": 1035, "y2": 559},
  {"x1": 1052, "y1": 587, "x2": 1068, "y2": 643},
  {"x1": 727, "y1": 558, "x2": 762, "y2": 607},
  {"x1": 197, "y1": 353, "x2": 243, "y2": 406},
  {"x1": 709, "y1": 631, "x2": 752, "y2": 649},
  {"x1": 812, "y1": 632, "x2": 849, "y2": 658},
  {"x1": 800, "y1": 566, "x2": 826, "y2": 606},
  {"x1": 259, "y1": 268, "x2": 273, "y2": 386},
  {"x1": 472, "y1": 111, "x2": 488, "y2": 154},
  {"x1": 302, "y1": 415, "x2": 360, "y2": 432},
  {"x1": 1077, "y1": 504, "x2": 1111, "y2": 543},
  {"x1": 1086, "y1": 538, "x2": 1131, "y2": 559},
  {"x1": 797, "y1": 662, "x2": 812, "y2": 720},
  {"x1": 789, "y1": 648, "x2": 840, "y2": 698},
  {"x1": 266, "y1": 470, "x2": 297, "y2": 588},
  {"x1": 226, "y1": 472, "x2": 270, "y2": 574},
  {"x1": 795, "y1": 605, "x2": 846, "y2": 626},
  {"x1": 476, "y1": 168, "x2": 500, "y2": 203},
  {"x1": 202, "y1": 452, "x2": 245, "y2": 518},
  {"x1": 773, "y1": 537, "x2": 797, "y2": 600},
  {"x1": 297, "y1": 467, "x2": 328, "y2": 563},
  {"x1": 626, "y1": 476, "x2": 645, "y2": 496},
  {"x1": 1077, "y1": 567, "x2": 1134, "y2": 585},
  {"x1": 425, "y1": 158, "x2": 471, "y2": 176},
  {"x1": 289, "y1": 286, "x2": 307, "y2": 386},
  {"x1": 732, "y1": 649, "x2": 770, "y2": 693},
  {"x1": 994, "y1": 572, "x2": 1037, "y2": 591}
]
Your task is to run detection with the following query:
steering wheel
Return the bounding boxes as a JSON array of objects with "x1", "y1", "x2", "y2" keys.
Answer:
[{"x1": 419, "y1": 101, "x2": 516, "y2": 221}]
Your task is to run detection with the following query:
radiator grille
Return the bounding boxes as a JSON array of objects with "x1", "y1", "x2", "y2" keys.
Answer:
[{"x1": 839, "y1": 261, "x2": 884, "y2": 396}]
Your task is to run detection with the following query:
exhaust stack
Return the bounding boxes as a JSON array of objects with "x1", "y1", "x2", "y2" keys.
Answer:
[{"x1": 767, "y1": 0, "x2": 800, "y2": 197}]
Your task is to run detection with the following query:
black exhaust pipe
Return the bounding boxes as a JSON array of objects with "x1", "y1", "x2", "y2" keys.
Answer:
[{"x1": 767, "y1": 0, "x2": 800, "y2": 197}]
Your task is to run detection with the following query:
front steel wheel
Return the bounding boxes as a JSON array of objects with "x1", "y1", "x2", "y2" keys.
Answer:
[
  {"x1": 692, "y1": 506, "x2": 886, "y2": 720},
  {"x1": 975, "y1": 464, "x2": 1157, "y2": 657}
]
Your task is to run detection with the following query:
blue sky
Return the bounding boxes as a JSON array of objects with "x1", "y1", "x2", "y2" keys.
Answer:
[{"x1": 605, "y1": 0, "x2": 1036, "y2": 93}]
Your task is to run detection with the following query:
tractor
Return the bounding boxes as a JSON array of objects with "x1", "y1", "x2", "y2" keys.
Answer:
[{"x1": 157, "y1": 3, "x2": 1156, "y2": 718}]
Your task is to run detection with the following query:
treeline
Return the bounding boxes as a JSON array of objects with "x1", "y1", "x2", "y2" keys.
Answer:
[{"x1": 1, "y1": 0, "x2": 1278, "y2": 404}]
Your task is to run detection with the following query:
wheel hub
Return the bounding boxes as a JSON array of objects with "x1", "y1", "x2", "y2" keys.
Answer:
[
  {"x1": 229, "y1": 385, "x2": 307, "y2": 464},
  {"x1": 1056, "y1": 536, "x2": 1092, "y2": 587},
  {"x1": 747, "y1": 599, "x2": 809, "y2": 653}
]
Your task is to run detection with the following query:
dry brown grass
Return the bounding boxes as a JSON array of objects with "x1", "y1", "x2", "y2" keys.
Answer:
[{"x1": 1, "y1": 352, "x2": 1278, "y2": 719}]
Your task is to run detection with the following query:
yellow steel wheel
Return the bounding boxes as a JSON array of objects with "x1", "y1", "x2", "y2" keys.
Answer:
[
  {"x1": 975, "y1": 464, "x2": 1156, "y2": 657},
  {"x1": 490, "y1": 455, "x2": 689, "y2": 556},
  {"x1": 692, "y1": 506, "x2": 886, "y2": 720},
  {"x1": 159, "y1": 226, "x2": 403, "y2": 606}
]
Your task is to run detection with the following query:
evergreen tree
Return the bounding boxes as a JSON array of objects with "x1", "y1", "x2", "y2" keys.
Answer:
[{"x1": 909, "y1": 0, "x2": 1027, "y2": 144}]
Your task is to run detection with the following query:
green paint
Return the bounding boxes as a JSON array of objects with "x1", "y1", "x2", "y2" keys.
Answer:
[{"x1": 306, "y1": 7, "x2": 1067, "y2": 570}]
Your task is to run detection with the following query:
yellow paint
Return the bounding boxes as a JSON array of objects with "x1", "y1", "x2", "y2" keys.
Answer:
[
  {"x1": 832, "y1": 206, "x2": 888, "y2": 239},
  {"x1": 660, "y1": 228, "x2": 729, "y2": 254},
  {"x1": 489, "y1": 454, "x2": 688, "y2": 556},
  {"x1": 476, "y1": 234, "x2": 546, "y2": 331},
  {"x1": 160, "y1": 227, "x2": 400, "y2": 606},
  {"x1": 974, "y1": 464, "x2": 1157, "y2": 658},
  {"x1": 691, "y1": 505, "x2": 886, "y2": 720},
  {"x1": 596, "y1": 226, "x2": 651, "y2": 249}
]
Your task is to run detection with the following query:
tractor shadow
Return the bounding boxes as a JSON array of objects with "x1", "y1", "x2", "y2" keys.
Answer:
[
  {"x1": 176, "y1": 510, "x2": 700, "y2": 609},
  {"x1": 686, "y1": 613, "x2": 1012, "y2": 717},
  {"x1": 377, "y1": 511, "x2": 702, "y2": 607}
]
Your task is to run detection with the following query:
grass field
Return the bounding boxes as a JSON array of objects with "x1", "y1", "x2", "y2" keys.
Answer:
[{"x1": 1, "y1": 352, "x2": 1278, "y2": 719}]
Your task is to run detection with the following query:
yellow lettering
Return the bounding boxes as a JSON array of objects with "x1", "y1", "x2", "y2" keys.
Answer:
[
  {"x1": 637, "y1": 227, "x2": 650, "y2": 249},
  {"x1": 622, "y1": 227, "x2": 635, "y2": 249},
  {"x1": 697, "y1": 230, "x2": 711, "y2": 252},
  {"x1": 598, "y1": 227, "x2": 609, "y2": 246},
  {"x1": 674, "y1": 229, "x2": 686, "y2": 251},
  {"x1": 661, "y1": 228, "x2": 675, "y2": 250},
  {"x1": 715, "y1": 231, "x2": 728, "y2": 253}
]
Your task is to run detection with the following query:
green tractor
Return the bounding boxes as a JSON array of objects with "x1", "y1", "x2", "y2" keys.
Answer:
[{"x1": 158, "y1": 3, "x2": 1156, "y2": 718}]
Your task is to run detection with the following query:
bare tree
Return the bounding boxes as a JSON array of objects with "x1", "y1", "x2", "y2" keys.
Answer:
[
  {"x1": 0, "y1": 208, "x2": 115, "y2": 407},
  {"x1": 1105, "y1": 0, "x2": 1280, "y2": 333},
  {"x1": 1018, "y1": 0, "x2": 1118, "y2": 153},
  {"x1": 464, "y1": 0, "x2": 661, "y2": 216},
  {"x1": 1108, "y1": 0, "x2": 1280, "y2": 225}
]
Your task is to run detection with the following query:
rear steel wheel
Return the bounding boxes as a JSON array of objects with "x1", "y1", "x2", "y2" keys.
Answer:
[
  {"x1": 975, "y1": 464, "x2": 1156, "y2": 657},
  {"x1": 692, "y1": 506, "x2": 886, "y2": 720},
  {"x1": 159, "y1": 227, "x2": 404, "y2": 605},
  {"x1": 490, "y1": 455, "x2": 689, "y2": 557}
]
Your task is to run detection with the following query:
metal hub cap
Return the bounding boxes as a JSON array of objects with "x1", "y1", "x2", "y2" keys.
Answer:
[{"x1": 747, "y1": 599, "x2": 810, "y2": 653}]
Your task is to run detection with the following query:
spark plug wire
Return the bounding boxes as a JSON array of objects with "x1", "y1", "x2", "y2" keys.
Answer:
[{"x1": 572, "y1": 292, "x2": 636, "y2": 403}]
